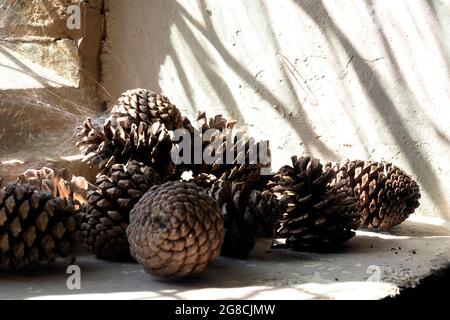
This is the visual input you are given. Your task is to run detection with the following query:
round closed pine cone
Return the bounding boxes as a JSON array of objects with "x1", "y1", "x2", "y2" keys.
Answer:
[{"x1": 127, "y1": 181, "x2": 224, "y2": 279}]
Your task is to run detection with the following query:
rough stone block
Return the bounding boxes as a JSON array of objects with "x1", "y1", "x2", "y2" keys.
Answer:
[
  {"x1": 0, "y1": 0, "x2": 104, "y2": 172},
  {"x1": 0, "y1": 39, "x2": 81, "y2": 89},
  {"x1": 0, "y1": 0, "x2": 104, "y2": 39}
]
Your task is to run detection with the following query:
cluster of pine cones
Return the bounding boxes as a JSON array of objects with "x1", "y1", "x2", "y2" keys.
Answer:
[{"x1": 0, "y1": 88, "x2": 421, "y2": 279}]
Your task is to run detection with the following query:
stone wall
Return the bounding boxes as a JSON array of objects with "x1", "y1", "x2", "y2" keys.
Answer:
[
  {"x1": 100, "y1": 0, "x2": 450, "y2": 220},
  {"x1": 0, "y1": 0, "x2": 105, "y2": 168}
]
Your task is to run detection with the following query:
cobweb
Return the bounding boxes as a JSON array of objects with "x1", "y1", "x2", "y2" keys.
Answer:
[
  {"x1": 0, "y1": 86, "x2": 109, "y2": 168},
  {"x1": 0, "y1": 0, "x2": 110, "y2": 177}
]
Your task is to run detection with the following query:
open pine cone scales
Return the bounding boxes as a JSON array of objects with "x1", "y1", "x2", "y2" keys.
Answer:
[
  {"x1": 109, "y1": 88, "x2": 184, "y2": 130},
  {"x1": 176, "y1": 112, "x2": 271, "y2": 187},
  {"x1": 207, "y1": 180, "x2": 255, "y2": 257},
  {"x1": 77, "y1": 89, "x2": 187, "y2": 179},
  {"x1": 331, "y1": 160, "x2": 421, "y2": 230},
  {"x1": 76, "y1": 118, "x2": 105, "y2": 160},
  {"x1": 80, "y1": 161, "x2": 160, "y2": 261},
  {"x1": 77, "y1": 118, "x2": 175, "y2": 179},
  {"x1": 245, "y1": 188, "x2": 282, "y2": 238},
  {"x1": 127, "y1": 181, "x2": 224, "y2": 279},
  {"x1": 0, "y1": 182, "x2": 79, "y2": 271},
  {"x1": 18, "y1": 167, "x2": 93, "y2": 205},
  {"x1": 270, "y1": 156, "x2": 360, "y2": 250}
]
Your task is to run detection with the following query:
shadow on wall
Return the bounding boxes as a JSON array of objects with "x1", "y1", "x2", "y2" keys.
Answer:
[
  {"x1": 0, "y1": 43, "x2": 94, "y2": 159},
  {"x1": 0, "y1": 0, "x2": 105, "y2": 161},
  {"x1": 425, "y1": 0, "x2": 450, "y2": 73},
  {"x1": 101, "y1": 0, "x2": 337, "y2": 159},
  {"x1": 434, "y1": 124, "x2": 450, "y2": 146},
  {"x1": 292, "y1": 0, "x2": 448, "y2": 218},
  {"x1": 101, "y1": 0, "x2": 449, "y2": 219}
]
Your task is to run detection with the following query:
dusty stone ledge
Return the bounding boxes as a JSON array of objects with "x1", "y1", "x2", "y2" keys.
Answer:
[
  {"x1": 0, "y1": 155, "x2": 97, "y2": 185},
  {"x1": 0, "y1": 218, "x2": 448, "y2": 300}
]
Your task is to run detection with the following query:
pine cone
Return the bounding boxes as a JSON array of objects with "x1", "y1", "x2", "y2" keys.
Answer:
[
  {"x1": 174, "y1": 112, "x2": 271, "y2": 187},
  {"x1": 76, "y1": 89, "x2": 187, "y2": 179},
  {"x1": 0, "y1": 182, "x2": 79, "y2": 271},
  {"x1": 18, "y1": 167, "x2": 94, "y2": 204},
  {"x1": 127, "y1": 181, "x2": 224, "y2": 279},
  {"x1": 188, "y1": 173, "x2": 218, "y2": 189},
  {"x1": 208, "y1": 180, "x2": 255, "y2": 257},
  {"x1": 245, "y1": 189, "x2": 282, "y2": 238},
  {"x1": 80, "y1": 161, "x2": 160, "y2": 261},
  {"x1": 331, "y1": 160, "x2": 421, "y2": 230},
  {"x1": 270, "y1": 156, "x2": 361, "y2": 251},
  {"x1": 190, "y1": 173, "x2": 282, "y2": 247},
  {"x1": 109, "y1": 88, "x2": 184, "y2": 130},
  {"x1": 78, "y1": 119, "x2": 175, "y2": 179},
  {"x1": 76, "y1": 118, "x2": 105, "y2": 161}
]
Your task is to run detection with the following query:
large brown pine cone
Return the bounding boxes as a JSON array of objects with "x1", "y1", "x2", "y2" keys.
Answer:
[
  {"x1": 331, "y1": 160, "x2": 421, "y2": 230},
  {"x1": 127, "y1": 181, "x2": 224, "y2": 279},
  {"x1": 76, "y1": 89, "x2": 188, "y2": 179},
  {"x1": 207, "y1": 180, "x2": 255, "y2": 257},
  {"x1": 270, "y1": 156, "x2": 361, "y2": 251},
  {"x1": 189, "y1": 171, "x2": 281, "y2": 240},
  {"x1": 80, "y1": 161, "x2": 160, "y2": 261},
  {"x1": 174, "y1": 112, "x2": 271, "y2": 187},
  {"x1": 0, "y1": 182, "x2": 79, "y2": 271},
  {"x1": 77, "y1": 119, "x2": 175, "y2": 179},
  {"x1": 245, "y1": 189, "x2": 282, "y2": 238},
  {"x1": 109, "y1": 88, "x2": 184, "y2": 131}
]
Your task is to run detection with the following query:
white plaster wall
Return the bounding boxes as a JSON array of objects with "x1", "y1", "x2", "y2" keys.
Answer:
[{"x1": 101, "y1": 0, "x2": 450, "y2": 220}]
